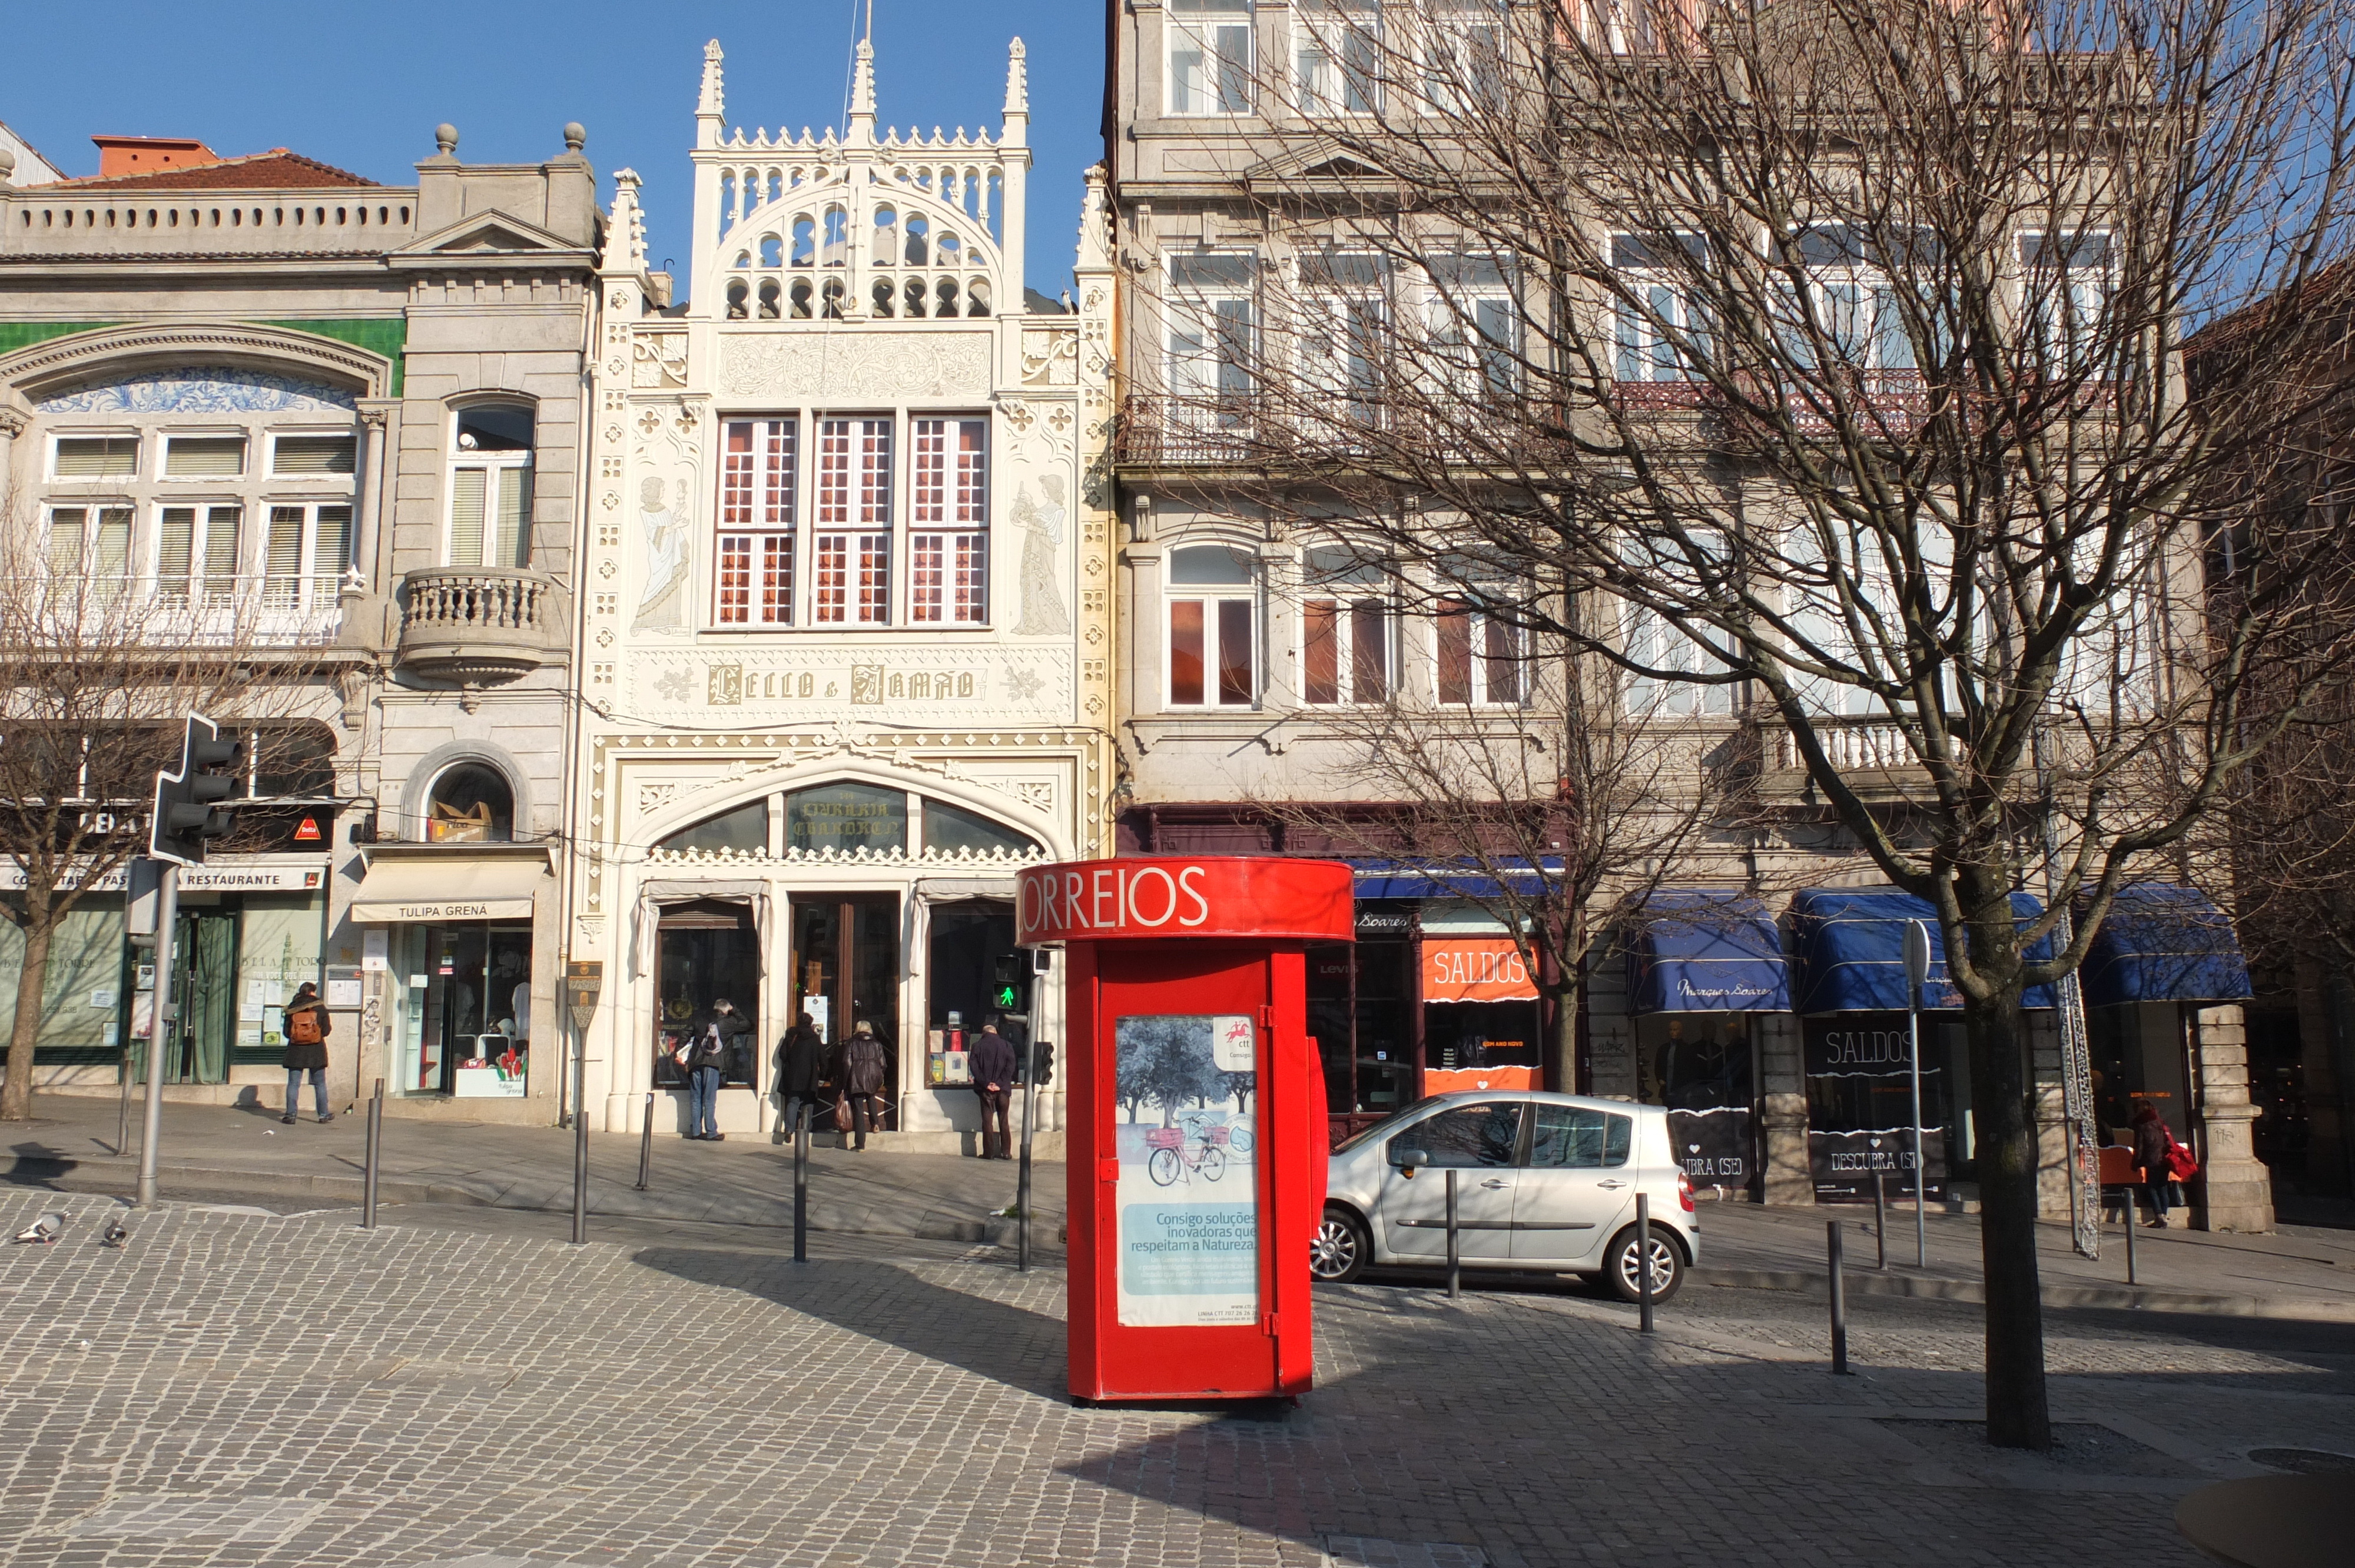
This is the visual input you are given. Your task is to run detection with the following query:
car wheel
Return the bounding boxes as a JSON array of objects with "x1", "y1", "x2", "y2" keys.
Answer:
[
  {"x1": 1604, "y1": 1223, "x2": 1684, "y2": 1304},
  {"x1": 1310, "y1": 1206, "x2": 1371, "y2": 1283}
]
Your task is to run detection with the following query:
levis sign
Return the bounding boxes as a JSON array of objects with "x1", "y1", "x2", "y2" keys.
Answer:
[{"x1": 1016, "y1": 856, "x2": 1355, "y2": 945}]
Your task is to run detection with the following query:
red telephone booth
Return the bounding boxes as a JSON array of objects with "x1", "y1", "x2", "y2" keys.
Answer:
[{"x1": 1018, "y1": 856, "x2": 1352, "y2": 1403}]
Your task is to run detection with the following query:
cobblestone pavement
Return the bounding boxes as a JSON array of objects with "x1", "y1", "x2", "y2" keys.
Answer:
[{"x1": 2, "y1": 1192, "x2": 2350, "y2": 1568}]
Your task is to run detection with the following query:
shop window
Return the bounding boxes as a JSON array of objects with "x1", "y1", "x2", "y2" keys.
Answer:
[
  {"x1": 927, "y1": 899, "x2": 1020, "y2": 1082},
  {"x1": 448, "y1": 403, "x2": 534, "y2": 570},
  {"x1": 786, "y1": 782, "x2": 907, "y2": 856},
  {"x1": 390, "y1": 923, "x2": 532, "y2": 1095},
  {"x1": 656, "y1": 800, "x2": 768, "y2": 858},
  {"x1": 654, "y1": 904, "x2": 758, "y2": 1089},
  {"x1": 425, "y1": 762, "x2": 515, "y2": 843},
  {"x1": 921, "y1": 796, "x2": 1041, "y2": 859},
  {"x1": 1167, "y1": 544, "x2": 1259, "y2": 707},
  {"x1": 1636, "y1": 1012, "x2": 1754, "y2": 1188}
]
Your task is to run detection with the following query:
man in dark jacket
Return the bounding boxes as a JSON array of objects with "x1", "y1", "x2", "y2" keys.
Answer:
[
  {"x1": 774, "y1": 1012, "x2": 827, "y2": 1142},
  {"x1": 968, "y1": 1017, "x2": 1020, "y2": 1160},
  {"x1": 836, "y1": 1022, "x2": 890, "y2": 1151},
  {"x1": 685, "y1": 999, "x2": 749, "y2": 1141}
]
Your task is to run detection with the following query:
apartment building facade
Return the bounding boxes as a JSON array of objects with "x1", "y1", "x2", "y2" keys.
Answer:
[
  {"x1": 1103, "y1": 0, "x2": 2271, "y2": 1228},
  {"x1": 0, "y1": 125, "x2": 600, "y2": 1120}
]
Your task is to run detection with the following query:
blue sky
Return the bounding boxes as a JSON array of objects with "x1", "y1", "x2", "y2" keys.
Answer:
[{"x1": 3, "y1": 1, "x2": 1106, "y2": 299}]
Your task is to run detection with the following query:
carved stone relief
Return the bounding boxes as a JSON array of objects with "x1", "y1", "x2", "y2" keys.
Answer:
[
  {"x1": 718, "y1": 331, "x2": 992, "y2": 400},
  {"x1": 632, "y1": 331, "x2": 688, "y2": 388}
]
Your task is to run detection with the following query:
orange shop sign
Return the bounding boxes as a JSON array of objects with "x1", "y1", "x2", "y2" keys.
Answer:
[{"x1": 1424, "y1": 939, "x2": 1538, "y2": 1002}]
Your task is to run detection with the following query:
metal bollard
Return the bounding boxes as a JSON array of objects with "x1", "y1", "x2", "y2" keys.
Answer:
[
  {"x1": 2123, "y1": 1185, "x2": 2138, "y2": 1287},
  {"x1": 1873, "y1": 1174, "x2": 1889, "y2": 1270},
  {"x1": 793, "y1": 1102, "x2": 810, "y2": 1263},
  {"x1": 1637, "y1": 1193, "x2": 1654, "y2": 1334},
  {"x1": 361, "y1": 1078, "x2": 383, "y2": 1229},
  {"x1": 1445, "y1": 1168, "x2": 1461, "y2": 1300},
  {"x1": 635, "y1": 1091, "x2": 654, "y2": 1192},
  {"x1": 1828, "y1": 1220, "x2": 1850, "y2": 1375}
]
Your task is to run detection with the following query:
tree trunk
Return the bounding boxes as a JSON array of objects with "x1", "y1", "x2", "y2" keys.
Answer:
[
  {"x1": 2, "y1": 916, "x2": 54, "y2": 1122},
  {"x1": 1548, "y1": 971, "x2": 1583, "y2": 1095},
  {"x1": 1959, "y1": 885, "x2": 2051, "y2": 1452}
]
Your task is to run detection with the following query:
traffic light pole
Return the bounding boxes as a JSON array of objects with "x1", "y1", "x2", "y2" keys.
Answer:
[{"x1": 135, "y1": 865, "x2": 180, "y2": 1208}]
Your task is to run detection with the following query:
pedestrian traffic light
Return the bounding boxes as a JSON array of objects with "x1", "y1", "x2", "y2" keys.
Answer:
[
  {"x1": 149, "y1": 714, "x2": 243, "y2": 866},
  {"x1": 991, "y1": 952, "x2": 1028, "y2": 1014}
]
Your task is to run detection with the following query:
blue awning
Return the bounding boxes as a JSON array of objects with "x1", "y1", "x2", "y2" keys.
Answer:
[
  {"x1": 1349, "y1": 859, "x2": 1563, "y2": 902},
  {"x1": 1792, "y1": 888, "x2": 2058, "y2": 1012},
  {"x1": 2079, "y1": 884, "x2": 2252, "y2": 1007},
  {"x1": 1626, "y1": 891, "x2": 1790, "y2": 1014}
]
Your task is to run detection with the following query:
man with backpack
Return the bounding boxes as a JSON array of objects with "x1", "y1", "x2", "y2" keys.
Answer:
[
  {"x1": 681, "y1": 998, "x2": 747, "y2": 1141},
  {"x1": 281, "y1": 982, "x2": 333, "y2": 1126}
]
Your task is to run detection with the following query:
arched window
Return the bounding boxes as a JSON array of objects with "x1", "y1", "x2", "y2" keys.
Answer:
[
  {"x1": 426, "y1": 761, "x2": 515, "y2": 842},
  {"x1": 758, "y1": 234, "x2": 782, "y2": 268},
  {"x1": 447, "y1": 404, "x2": 533, "y2": 569},
  {"x1": 903, "y1": 213, "x2": 929, "y2": 265},
  {"x1": 921, "y1": 797, "x2": 1041, "y2": 859},
  {"x1": 791, "y1": 216, "x2": 815, "y2": 267},
  {"x1": 727, "y1": 279, "x2": 749, "y2": 319},
  {"x1": 873, "y1": 207, "x2": 898, "y2": 264},
  {"x1": 655, "y1": 799, "x2": 768, "y2": 858},
  {"x1": 758, "y1": 279, "x2": 782, "y2": 319}
]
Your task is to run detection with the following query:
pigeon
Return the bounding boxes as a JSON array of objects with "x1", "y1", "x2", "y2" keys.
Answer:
[
  {"x1": 101, "y1": 1218, "x2": 130, "y2": 1250},
  {"x1": 12, "y1": 1211, "x2": 67, "y2": 1245}
]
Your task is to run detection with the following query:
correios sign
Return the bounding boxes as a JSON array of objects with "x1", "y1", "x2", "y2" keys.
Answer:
[{"x1": 1016, "y1": 856, "x2": 1354, "y2": 945}]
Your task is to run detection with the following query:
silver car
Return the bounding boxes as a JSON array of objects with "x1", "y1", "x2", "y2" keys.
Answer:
[{"x1": 1312, "y1": 1091, "x2": 1699, "y2": 1301}]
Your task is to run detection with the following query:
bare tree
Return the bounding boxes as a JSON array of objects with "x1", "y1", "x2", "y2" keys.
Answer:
[
  {"x1": 1138, "y1": 0, "x2": 2355, "y2": 1448},
  {"x1": 0, "y1": 489, "x2": 330, "y2": 1121}
]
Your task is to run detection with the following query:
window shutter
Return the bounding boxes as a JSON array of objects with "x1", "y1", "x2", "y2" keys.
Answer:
[
  {"x1": 158, "y1": 509, "x2": 195, "y2": 582},
  {"x1": 165, "y1": 437, "x2": 247, "y2": 477},
  {"x1": 315, "y1": 506, "x2": 353, "y2": 576},
  {"x1": 54, "y1": 437, "x2": 138, "y2": 477},
  {"x1": 267, "y1": 507, "x2": 305, "y2": 579},
  {"x1": 203, "y1": 507, "x2": 243, "y2": 589},
  {"x1": 46, "y1": 510, "x2": 85, "y2": 572},
  {"x1": 496, "y1": 468, "x2": 530, "y2": 567},
  {"x1": 94, "y1": 510, "x2": 132, "y2": 577},
  {"x1": 273, "y1": 435, "x2": 357, "y2": 475},
  {"x1": 450, "y1": 468, "x2": 487, "y2": 567}
]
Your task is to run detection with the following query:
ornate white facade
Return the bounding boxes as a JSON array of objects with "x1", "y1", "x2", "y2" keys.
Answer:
[{"x1": 569, "y1": 38, "x2": 1114, "y2": 1143}]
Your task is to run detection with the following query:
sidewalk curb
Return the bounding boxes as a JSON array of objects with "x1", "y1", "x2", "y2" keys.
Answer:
[
  {"x1": 1696, "y1": 1265, "x2": 2355, "y2": 1324},
  {"x1": 3, "y1": 1155, "x2": 1063, "y2": 1248}
]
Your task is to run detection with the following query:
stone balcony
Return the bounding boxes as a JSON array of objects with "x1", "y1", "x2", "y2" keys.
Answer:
[{"x1": 394, "y1": 566, "x2": 568, "y2": 685}]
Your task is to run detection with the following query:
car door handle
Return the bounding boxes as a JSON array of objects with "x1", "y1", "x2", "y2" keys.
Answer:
[
  {"x1": 1597, "y1": 1180, "x2": 1628, "y2": 1190},
  {"x1": 1480, "y1": 1178, "x2": 1509, "y2": 1190}
]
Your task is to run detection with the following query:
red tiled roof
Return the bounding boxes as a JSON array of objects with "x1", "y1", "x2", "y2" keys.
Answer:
[{"x1": 38, "y1": 149, "x2": 379, "y2": 191}]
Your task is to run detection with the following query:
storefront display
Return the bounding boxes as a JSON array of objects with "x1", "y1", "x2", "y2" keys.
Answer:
[
  {"x1": 926, "y1": 899, "x2": 1019, "y2": 1085},
  {"x1": 1623, "y1": 891, "x2": 1789, "y2": 1194},
  {"x1": 1421, "y1": 934, "x2": 1540, "y2": 1092},
  {"x1": 652, "y1": 903, "x2": 759, "y2": 1089},
  {"x1": 1638, "y1": 1012, "x2": 1756, "y2": 1187},
  {"x1": 1802, "y1": 1012, "x2": 1962, "y2": 1202},
  {"x1": 389, "y1": 922, "x2": 533, "y2": 1096}
]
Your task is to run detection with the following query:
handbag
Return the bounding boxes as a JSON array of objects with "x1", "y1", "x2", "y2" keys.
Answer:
[
  {"x1": 833, "y1": 1092, "x2": 852, "y2": 1134},
  {"x1": 2165, "y1": 1137, "x2": 2201, "y2": 1181}
]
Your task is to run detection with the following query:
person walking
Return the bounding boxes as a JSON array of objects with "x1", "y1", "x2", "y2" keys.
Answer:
[
  {"x1": 837, "y1": 1021, "x2": 889, "y2": 1152},
  {"x1": 280, "y1": 982, "x2": 333, "y2": 1126},
  {"x1": 774, "y1": 1012, "x2": 827, "y2": 1144},
  {"x1": 2131, "y1": 1104, "x2": 2174, "y2": 1227},
  {"x1": 969, "y1": 1016, "x2": 1019, "y2": 1160}
]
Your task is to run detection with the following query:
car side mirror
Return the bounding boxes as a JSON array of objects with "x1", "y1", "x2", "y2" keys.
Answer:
[{"x1": 1391, "y1": 1146, "x2": 1430, "y2": 1178}]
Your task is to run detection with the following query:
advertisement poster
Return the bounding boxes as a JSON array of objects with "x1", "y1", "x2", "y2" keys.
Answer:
[
  {"x1": 1114, "y1": 1014, "x2": 1260, "y2": 1328},
  {"x1": 1803, "y1": 1015, "x2": 1950, "y2": 1203}
]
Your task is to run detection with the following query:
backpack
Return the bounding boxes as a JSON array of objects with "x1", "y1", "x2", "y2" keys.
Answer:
[{"x1": 287, "y1": 1005, "x2": 324, "y2": 1046}]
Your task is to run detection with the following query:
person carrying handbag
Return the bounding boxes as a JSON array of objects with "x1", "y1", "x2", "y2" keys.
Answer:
[
  {"x1": 835, "y1": 1021, "x2": 889, "y2": 1152},
  {"x1": 2130, "y1": 1105, "x2": 2179, "y2": 1227}
]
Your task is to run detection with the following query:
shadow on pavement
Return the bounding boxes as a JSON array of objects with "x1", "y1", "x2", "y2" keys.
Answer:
[{"x1": 634, "y1": 1246, "x2": 1073, "y2": 1400}]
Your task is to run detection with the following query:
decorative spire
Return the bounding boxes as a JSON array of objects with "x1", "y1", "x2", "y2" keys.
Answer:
[
  {"x1": 603, "y1": 169, "x2": 646, "y2": 272},
  {"x1": 848, "y1": 38, "x2": 877, "y2": 146},
  {"x1": 698, "y1": 39, "x2": 726, "y2": 119},
  {"x1": 1077, "y1": 162, "x2": 1111, "y2": 273},
  {"x1": 1005, "y1": 38, "x2": 1030, "y2": 117}
]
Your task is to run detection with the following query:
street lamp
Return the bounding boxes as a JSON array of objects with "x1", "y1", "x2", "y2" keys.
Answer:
[{"x1": 1903, "y1": 918, "x2": 1931, "y2": 1267}]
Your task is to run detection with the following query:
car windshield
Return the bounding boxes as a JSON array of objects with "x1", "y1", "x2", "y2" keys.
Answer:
[{"x1": 1331, "y1": 1098, "x2": 1441, "y2": 1155}]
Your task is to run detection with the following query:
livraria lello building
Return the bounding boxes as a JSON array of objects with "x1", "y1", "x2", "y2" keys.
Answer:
[{"x1": 561, "y1": 39, "x2": 1114, "y2": 1144}]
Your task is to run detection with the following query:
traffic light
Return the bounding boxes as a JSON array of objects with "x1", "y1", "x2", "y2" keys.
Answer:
[
  {"x1": 149, "y1": 714, "x2": 243, "y2": 866},
  {"x1": 990, "y1": 952, "x2": 1028, "y2": 1015},
  {"x1": 1035, "y1": 1039, "x2": 1054, "y2": 1086}
]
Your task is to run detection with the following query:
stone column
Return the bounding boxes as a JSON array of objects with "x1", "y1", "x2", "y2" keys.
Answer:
[
  {"x1": 2192, "y1": 1003, "x2": 2274, "y2": 1232},
  {"x1": 1759, "y1": 1012, "x2": 1813, "y2": 1205}
]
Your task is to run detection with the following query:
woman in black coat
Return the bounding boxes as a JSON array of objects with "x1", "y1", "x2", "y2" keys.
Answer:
[
  {"x1": 2131, "y1": 1105, "x2": 2174, "y2": 1227},
  {"x1": 281, "y1": 982, "x2": 333, "y2": 1125},
  {"x1": 773, "y1": 1013, "x2": 827, "y2": 1142}
]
